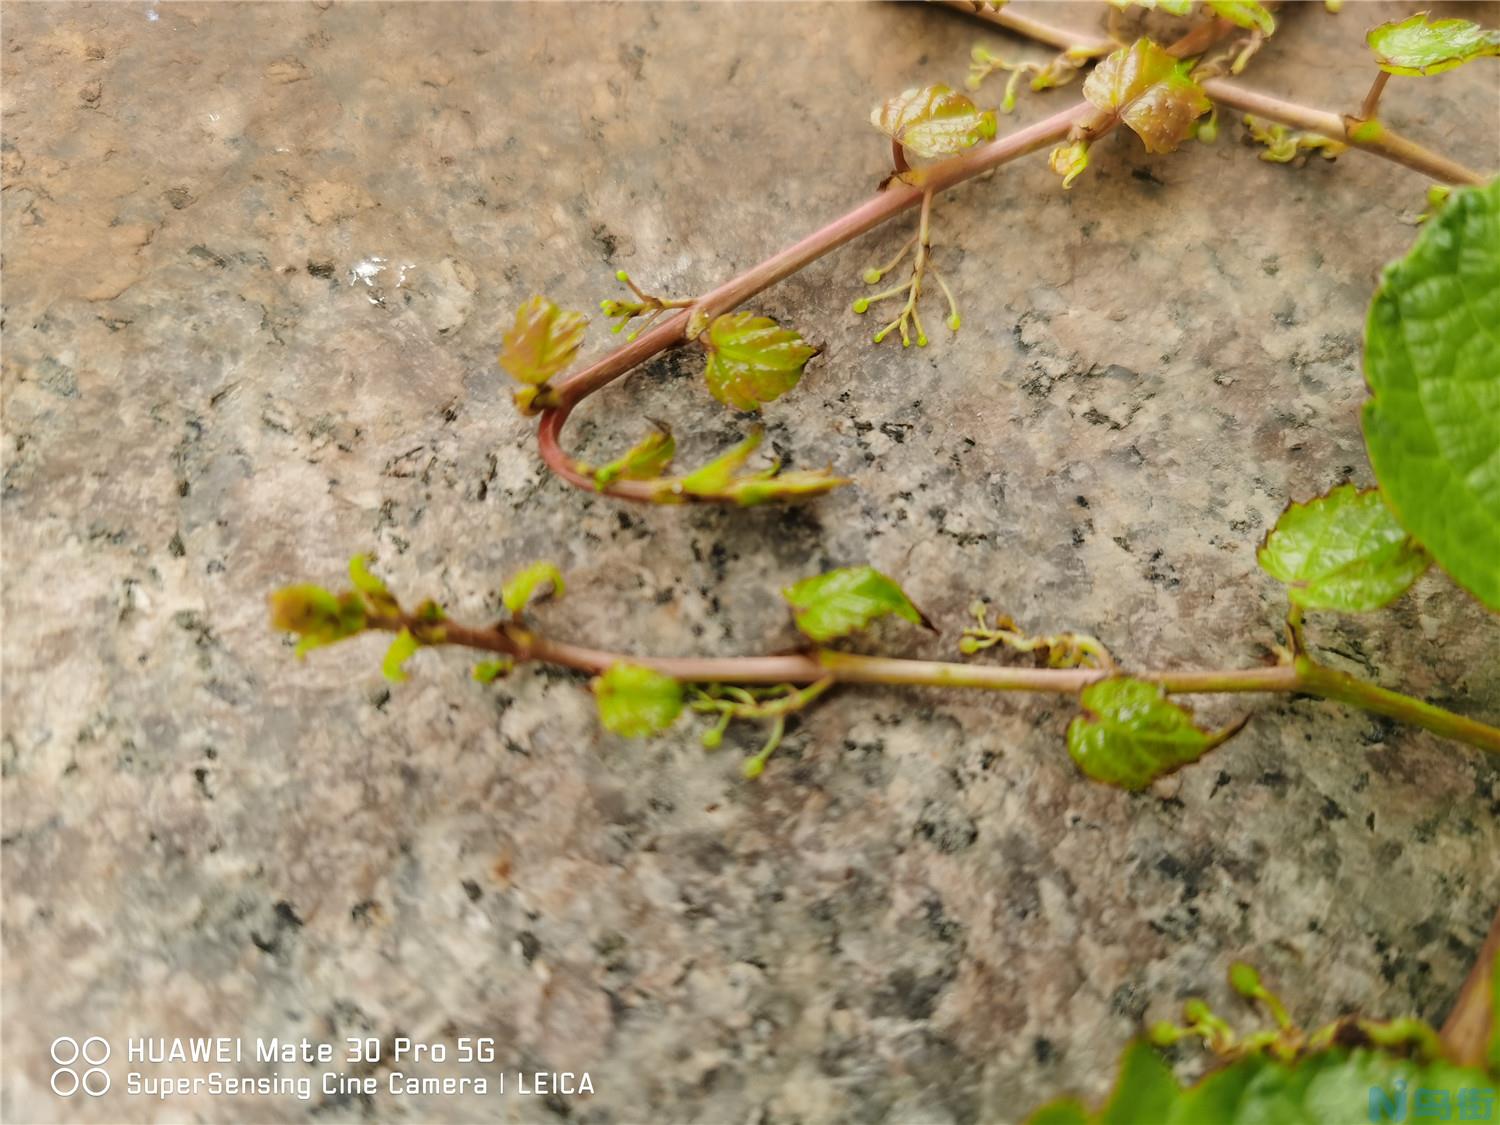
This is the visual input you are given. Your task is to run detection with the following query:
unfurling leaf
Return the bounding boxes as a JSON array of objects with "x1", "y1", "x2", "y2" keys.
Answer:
[
  {"x1": 472, "y1": 658, "x2": 514, "y2": 683},
  {"x1": 1083, "y1": 39, "x2": 1211, "y2": 154},
  {"x1": 702, "y1": 312, "x2": 818, "y2": 412},
  {"x1": 594, "y1": 663, "x2": 684, "y2": 737},
  {"x1": 1258, "y1": 485, "x2": 1429, "y2": 612},
  {"x1": 381, "y1": 628, "x2": 421, "y2": 683},
  {"x1": 1367, "y1": 12, "x2": 1500, "y2": 76},
  {"x1": 783, "y1": 566, "x2": 934, "y2": 643},
  {"x1": 594, "y1": 425, "x2": 676, "y2": 487},
  {"x1": 871, "y1": 84, "x2": 998, "y2": 159},
  {"x1": 1363, "y1": 179, "x2": 1500, "y2": 609},
  {"x1": 500, "y1": 296, "x2": 587, "y2": 386},
  {"x1": 1206, "y1": 0, "x2": 1275, "y2": 36},
  {"x1": 1049, "y1": 139, "x2": 1091, "y2": 189},
  {"x1": 679, "y1": 429, "x2": 766, "y2": 495},
  {"x1": 349, "y1": 554, "x2": 399, "y2": 615},
  {"x1": 1067, "y1": 678, "x2": 1242, "y2": 790},
  {"x1": 651, "y1": 429, "x2": 848, "y2": 506},
  {"x1": 269, "y1": 585, "x2": 367, "y2": 656},
  {"x1": 502, "y1": 561, "x2": 565, "y2": 614}
]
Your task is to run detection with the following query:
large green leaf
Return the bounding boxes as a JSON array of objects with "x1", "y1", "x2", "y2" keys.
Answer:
[
  {"x1": 1031, "y1": 1041, "x2": 1495, "y2": 1123},
  {"x1": 702, "y1": 312, "x2": 817, "y2": 412},
  {"x1": 871, "y1": 84, "x2": 998, "y2": 159},
  {"x1": 500, "y1": 295, "x2": 587, "y2": 386},
  {"x1": 1367, "y1": 12, "x2": 1500, "y2": 77},
  {"x1": 1067, "y1": 678, "x2": 1240, "y2": 790},
  {"x1": 594, "y1": 663, "x2": 683, "y2": 737},
  {"x1": 1362, "y1": 179, "x2": 1500, "y2": 610},
  {"x1": 1258, "y1": 485, "x2": 1429, "y2": 612},
  {"x1": 1083, "y1": 39, "x2": 1210, "y2": 154},
  {"x1": 782, "y1": 566, "x2": 933, "y2": 643},
  {"x1": 1098, "y1": 1041, "x2": 1179, "y2": 1125}
]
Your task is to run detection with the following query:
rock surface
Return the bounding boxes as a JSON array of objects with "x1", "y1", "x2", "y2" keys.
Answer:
[{"x1": 3, "y1": 3, "x2": 1497, "y2": 1122}]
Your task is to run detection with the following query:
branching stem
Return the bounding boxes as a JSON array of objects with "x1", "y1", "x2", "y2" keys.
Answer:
[
  {"x1": 367, "y1": 614, "x2": 1500, "y2": 755},
  {"x1": 1359, "y1": 70, "x2": 1391, "y2": 121},
  {"x1": 531, "y1": 61, "x2": 1481, "y2": 503}
]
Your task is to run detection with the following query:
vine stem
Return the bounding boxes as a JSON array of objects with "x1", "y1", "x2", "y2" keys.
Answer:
[
  {"x1": 1198, "y1": 78, "x2": 1485, "y2": 185},
  {"x1": 372, "y1": 616, "x2": 1500, "y2": 755},
  {"x1": 531, "y1": 76, "x2": 1481, "y2": 501}
]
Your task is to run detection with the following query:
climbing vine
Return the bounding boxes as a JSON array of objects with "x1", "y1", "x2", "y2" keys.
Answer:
[{"x1": 272, "y1": 2, "x2": 1497, "y2": 1111}]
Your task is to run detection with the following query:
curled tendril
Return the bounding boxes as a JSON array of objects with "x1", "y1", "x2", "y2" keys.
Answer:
[
  {"x1": 690, "y1": 679, "x2": 834, "y2": 778},
  {"x1": 959, "y1": 602, "x2": 1116, "y2": 670},
  {"x1": 852, "y1": 190, "x2": 960, "y2": 347},
  {"x1": 599, "y1": 270, "x2": 696, "y2": 342}
]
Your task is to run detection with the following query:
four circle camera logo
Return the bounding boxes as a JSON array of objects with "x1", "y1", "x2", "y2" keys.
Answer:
[{"x1": 50, "y1": 1036, "x2": 111, "y2": 1097}]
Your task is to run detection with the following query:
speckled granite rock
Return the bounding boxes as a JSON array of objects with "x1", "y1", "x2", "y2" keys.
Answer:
[{"x1": 3, "y1": 3, "x2": 1497, "y2": 1122}]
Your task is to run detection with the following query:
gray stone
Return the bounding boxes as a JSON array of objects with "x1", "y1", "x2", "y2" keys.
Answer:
[{"x1": 3, "y1": 2, "x2": 1497, "y2": 1122}]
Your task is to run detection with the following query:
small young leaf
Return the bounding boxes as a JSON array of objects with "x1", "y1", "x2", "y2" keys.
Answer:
[
  {"x1": 594, "y1": 425, "x2": 675, "y2": 487},
  {"x1": 702, "y1": 312, "x2": 818, "y2": 412},
  {"x1": 1205, "y1": 0, "x2": 1275, "y2": 36},
  {"x1": 349, "y1": 554, "x2": 399, "y2": 615},
  {"x1": 722, "y1": 468, "x2": 849, "y2": 507},
  {"x1": 871, "y1": 84, "x2": 998, "y2": 159},
  {"x1": 472, "y1": 658, "x2": 514, "y2": 683},
  {"x1": 1083, "y1": 39, "x2": 1211, "y2": 154},
  {"x1": 1363, "y1": 179, "x2": 1500, "y2": 610},
  {"x1": 1067, "y1": 678, "x2": 1241, "y2": 790},
  {"x1": 1367, "y1": 12, "x2": 1500, "y2": 77},
  {"x1": 382, "y1": 628, "x2": 421, "y2": 683},
  {"x1": 502, "y1": 561, "x2": 565, "y2": 614},
  {"x1": 782, "y1": 566, "x2": 934, "y2": 643},
  {"x1": 500, "y1": 296, "x2": 587, "y2": 386},
  {"x1": 679, "y1": 429, "x2": 765, "y2": 496},
  {"x1": 594, "y1": 663, "x2": 684, "y2": 737},
  {"x1": 1257, "y1": 485, "x2": 1430, "y2": 612},
  {"x1": 269, "y1": 585, "x2": 367, "y2": 656}
]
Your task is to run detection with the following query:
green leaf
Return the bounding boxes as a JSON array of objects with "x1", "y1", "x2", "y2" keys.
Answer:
[
  {"x1": 871, "y1": 84, "x2": 998, "y2": 159},
  {"x1": 679, "y1": 429, "x2": 766, "y2": 495},
  {"x1": 594, "y1": 663, "x2": 684, "y2": 737},
  {"x1": 702, "y1": 312, "x2": 818, "y2": 412},
  {"x1": 1206, "y1": 0, "x2": 1275, "y2": 36},
  {"x1": 500, "y1": 295, "x2": 587, "y2": 386},
  {"x1": 782, "y1": 566, "x2": 934, "y2": 643},
  {"x1": 721, "y1": 468, "x2": 848, "y2": 507},
  {"x1": 382, "y1": 628, "x2": 421, "y2": 683},
  {"x1": 502, "y1": 561, "x2": 565, "y2": 614},
  {"x1": 1099, "y1": 1041, "x2": 1180, "y2": 1125},
  {"x1": 472, "y1": 658, "x2": 513, "y2": 683},
  {"x1": 1367, "y1": 12, "x2": 1500, "y2": 77},
  {"x1": 1067, "y1": 678, "x2": 1241, "y2": 790},
  {"x1": 594, "y1": 425, "x2": 675, "y2": 487},
  {"x1": 1257, "y1": 485, "x2": 1430, "y2": 612},
  {"x1": 349, "y1": 554, "x2": 399, "y2": 614},
  {"x1": 1083, "y1": 39, "x2": 1211, "y2": 154},
  {"x1": 1362, "y1": 179, "x2": 1500, "y2": 610}
]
